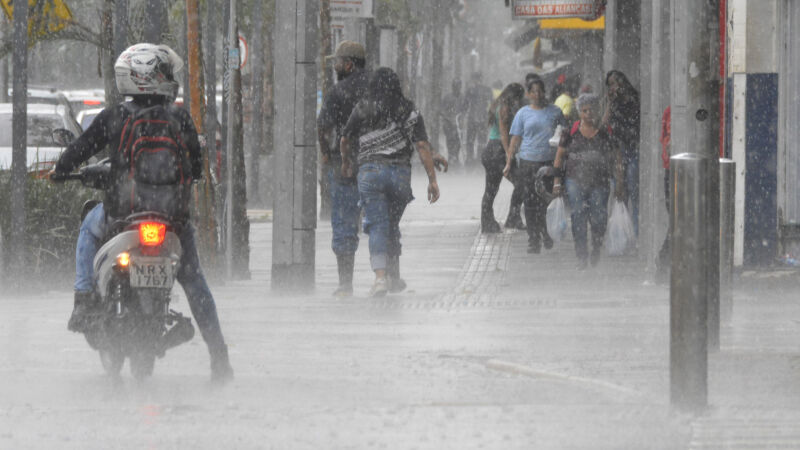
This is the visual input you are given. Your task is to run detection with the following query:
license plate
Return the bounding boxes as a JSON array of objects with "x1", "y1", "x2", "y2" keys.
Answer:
[{"x1": 130, "y1": 258, "x2": 173, "y2": 288}]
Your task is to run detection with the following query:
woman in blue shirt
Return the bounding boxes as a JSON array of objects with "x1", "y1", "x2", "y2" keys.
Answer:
[{"x1": 504, "y1": 77, "x2": 566, "y2": 253}]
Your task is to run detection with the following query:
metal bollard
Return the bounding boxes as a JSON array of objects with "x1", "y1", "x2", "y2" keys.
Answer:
[
  {"x1": 670, "y1": 153, "x2": 710, "y2": 411},
  {"x1": 719, "y1": 159, "x2": 736, "y2": 324}
]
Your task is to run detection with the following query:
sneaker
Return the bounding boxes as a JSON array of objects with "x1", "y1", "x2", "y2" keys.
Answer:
[
  {"x1": 527, "y1": 240, "x2": 541, "y2": 254},
  {"x1": 369, "y1": 277, "x2": 388, "y2": 297},
  {"x1": 388, "y1": 277, "x2": 407, "y2": 293},
  {"x1": 210, "y1": 345, "x2": 234, "y2": 385},
  {"x1": 332, "y1": 284, "x2": 353, "y2": 298},
  {"x1": 542, "y1": 234, "x2": 554, "y2": 250},
  {"x1": 504, "y1": 216, "x2": 525, "y2": 230},
  {"x1": 481, "y1": 220, "x2": 502, "y2": 234},
  {"x1": 590, "y1": 247, "x2": 601, "y2": 267},
  {"x1": 67, "y1": 291, "x2": 97, "y2": 333}
]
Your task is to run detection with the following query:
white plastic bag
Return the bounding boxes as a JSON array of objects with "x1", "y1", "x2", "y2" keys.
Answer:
[
  {"x1": 548, "y1": 124, "x2": 564, "y2": 147},
  {"x1": 606, "y1": 200, "x2": 635, "y2": 256},
  {"x1": 546, "y1": 197, "x2": 568, "y2": 242}
]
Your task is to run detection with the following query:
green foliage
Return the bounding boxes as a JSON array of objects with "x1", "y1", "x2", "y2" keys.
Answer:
[{"x1": 0, "y1": 174, "x2": 99, "y2": 287}]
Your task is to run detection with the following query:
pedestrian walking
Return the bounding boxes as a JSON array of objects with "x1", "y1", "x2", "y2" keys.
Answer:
[
  {"x1": 504, "y1": 76, "x2": 568, "y2": 254},
  {"x1": 317, "y1": 40, "x2": 370, "y2": 297},
  {"x1": 481, "y1": 82, "x2": 526, "y2": 233},
  {"x1": 602, "y1": 70, "x2": 641, "y2": 236},
  {"x1": 553, "y1": 93, "x2": 622, "y2": 269},
  {"x1": 440, "y1": 79, "x2": 465, "y2": 165},
  {"x1": 340, "y1": 68, "x2": 442, "y2": 297},
  {"x1": 464, "y1": 72, "x2": 494, "y2": 166}
]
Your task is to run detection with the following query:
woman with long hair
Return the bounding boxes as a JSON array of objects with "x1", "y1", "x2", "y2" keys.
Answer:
[
  {"x1": 340, "y1": 68, "x2": 441, "y2": 297},
  {"x1": 553, "y1": 93, "x2": 622, "y2": 269},
  {"x1": 480, "y1": 82, "x2": 525, "y2": 233},
  {"x1": 504, "y1": 77, "x2": 567, "y2": 253}
]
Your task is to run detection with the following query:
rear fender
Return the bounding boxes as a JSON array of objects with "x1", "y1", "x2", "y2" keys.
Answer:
[{"x1": 94, "y1": 230, "x2": 182, "y2": 298}]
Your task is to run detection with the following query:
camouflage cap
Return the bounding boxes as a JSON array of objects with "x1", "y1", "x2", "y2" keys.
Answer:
[{"x1": 326, "y1": 40, "x2": 366, "y2": 61}]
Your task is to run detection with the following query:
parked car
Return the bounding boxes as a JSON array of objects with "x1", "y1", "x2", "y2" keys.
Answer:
[
  {"x1": 75, "y1": 107, "x2": 104, "y2": 131},
  {"x1": 0, "y1": 103, "x2": 82, "y2": 172}
]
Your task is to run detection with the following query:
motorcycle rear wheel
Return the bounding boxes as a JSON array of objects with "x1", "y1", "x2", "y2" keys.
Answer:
[
  {"x1": 98, "y1": 349, "x2": 124, "y2": 376},
  {"x1": 130, "y1": 351, "x2": 156, "y2": 381}
]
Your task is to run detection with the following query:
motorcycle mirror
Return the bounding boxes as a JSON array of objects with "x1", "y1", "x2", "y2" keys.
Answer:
[{"x1": 52, "y1": 128, "x2": 76, "y2": 147}]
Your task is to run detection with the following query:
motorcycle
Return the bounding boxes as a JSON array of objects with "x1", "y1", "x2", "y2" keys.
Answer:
[{"x1": 53, "y1": 159, "x2": 195, "y2": 380}]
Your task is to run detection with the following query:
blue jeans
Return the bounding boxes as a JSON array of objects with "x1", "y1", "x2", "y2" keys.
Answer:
[
  {"x1": 357, "y1": 162, "x2": 414, "y2": 271},
  {"x1": 74, "y1": 203, "x2": 227, "y2": 350},
  {"x1": 566, "y1": 179, "x2": 610, "y2": 260},
  {"x1": 624, "y1": 151, "x2": 639, "y2": 236},
  {"x1": 327, "y1": 165, "x2": 360, "y2": 256}
]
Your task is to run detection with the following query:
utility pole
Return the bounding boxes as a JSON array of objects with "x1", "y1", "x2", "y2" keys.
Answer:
[
  {"x1": 427, "y1": 0, "x2": 445, "y2": 149},
  {"x1": 224, "y1": 0, "x2": 250, "y2": 280},
  {"x1": 9, "y1": 0, "x2": 28, "y2": 287},
  {"x1": 272, "y1": 0, "x2": 318, "y2": 290},
  {"x1": 669, "y1": 0, "x2": 721, "y2": 412}
]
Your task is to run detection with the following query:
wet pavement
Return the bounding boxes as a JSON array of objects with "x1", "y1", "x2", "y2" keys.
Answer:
[{"x1": 1, "y1": 168, "x2": 800, "y2": 449}]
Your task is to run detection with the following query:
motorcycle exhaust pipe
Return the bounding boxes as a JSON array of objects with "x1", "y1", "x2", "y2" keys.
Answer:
[{"x1": 156, "y1": 317, "x2": 195, "y2": 357}]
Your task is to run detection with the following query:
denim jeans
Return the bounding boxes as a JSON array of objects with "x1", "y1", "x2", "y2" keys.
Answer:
[
  {"x1": 327, "y1": 165, "x2": 360, "y2": 256},
  {"x1": 357, "y1": 162, "x2": 414, "y2": 271},
  {"x1": 74, "y1": 203, "x2": 227, "y2": 351},
  {"x1": 566, "y1": 179, "x2": 610, "y2": 260}
]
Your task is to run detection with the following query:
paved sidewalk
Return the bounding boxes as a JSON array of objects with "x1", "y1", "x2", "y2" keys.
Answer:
[{"x1": 1, "y1": 168, "x2": 799, "y2": 449}]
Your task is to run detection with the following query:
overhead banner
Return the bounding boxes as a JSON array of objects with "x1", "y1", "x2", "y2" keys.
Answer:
[{"x1": 511, "y1": 0, "x2": 605, "y2": 20}]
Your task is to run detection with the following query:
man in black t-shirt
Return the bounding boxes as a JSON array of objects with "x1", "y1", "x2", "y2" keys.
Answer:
[{"x1": 318, "y1": 41, "x2": 370, "y2": 297}]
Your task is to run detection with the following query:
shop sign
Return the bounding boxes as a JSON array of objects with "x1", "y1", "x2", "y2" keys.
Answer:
[{"x1": 511, "y1": 0, "x2": 605, "y2": 20}]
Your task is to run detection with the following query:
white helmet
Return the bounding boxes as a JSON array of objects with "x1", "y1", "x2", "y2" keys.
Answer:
[{"x1": 114, "y1": 43, "x2": 184, "y2": 99}]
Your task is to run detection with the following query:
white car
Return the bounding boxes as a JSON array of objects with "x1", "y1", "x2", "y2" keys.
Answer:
[{"x1": 0, "y1": 103, "x2": 81, "y2": 171}]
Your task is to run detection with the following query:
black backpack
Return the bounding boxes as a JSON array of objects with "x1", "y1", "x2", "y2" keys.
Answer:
[{"x1": 109, "y1": 103, "x2": 192, "y2": 220}]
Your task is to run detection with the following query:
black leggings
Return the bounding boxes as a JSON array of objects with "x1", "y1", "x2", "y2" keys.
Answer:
[
  {"x1": 518, "y1": 159, "x2": 554, "y2": 243},
  {"x1": 481, "y1": 140, "x2": 524, "y2": 225}
]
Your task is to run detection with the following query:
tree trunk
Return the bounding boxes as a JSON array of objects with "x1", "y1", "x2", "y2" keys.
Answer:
[
  {"x1": 102, "y1": 1, "x2": 122, "y2": 105},
  {"x1": 248, "y1": 0, "x2": 265, "y2": 207},
  {"x1": 318, "y1": 0, "x2": 332, "y2": 220}
]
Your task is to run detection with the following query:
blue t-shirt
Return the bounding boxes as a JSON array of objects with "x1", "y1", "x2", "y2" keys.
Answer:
[{"x1": 509, "y1": 105, "x2": 565, "y2": 162}]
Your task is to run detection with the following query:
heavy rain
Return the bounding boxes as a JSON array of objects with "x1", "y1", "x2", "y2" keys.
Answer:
[{"x1": 1, "y1": 0, "x2": 799, "y2": 448}]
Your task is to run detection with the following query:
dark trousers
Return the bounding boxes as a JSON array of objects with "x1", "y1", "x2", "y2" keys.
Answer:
[
  {"x1": 480, "y1": 140, "x2": 524, "y2": 226},
  {"x1": 443, "y1": 124, "x2": 461, "y2": 163},
  {"x1": 518, "y1": 159, "x2": 554, "y2": 244}
]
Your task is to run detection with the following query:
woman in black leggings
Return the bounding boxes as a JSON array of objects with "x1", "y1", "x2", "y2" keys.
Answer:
[{"x1": 480, "y1": 83, "x2": 525, "y2": 233}]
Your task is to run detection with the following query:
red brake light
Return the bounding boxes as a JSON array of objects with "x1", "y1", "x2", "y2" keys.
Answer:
[
  {"x1": 139, "y1": 222, "x2": 166, "y2": 247},
  {"x1": 83, "y1": 99, "x2": 102, "y2": 105}
]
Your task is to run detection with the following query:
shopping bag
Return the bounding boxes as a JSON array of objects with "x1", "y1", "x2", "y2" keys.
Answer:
[
  {"x1": 606, "y1": 200, "x2": 635, "y2": 256},
  {"x1": 546, "y1": 197, "x2": 568, "y2": 242}
]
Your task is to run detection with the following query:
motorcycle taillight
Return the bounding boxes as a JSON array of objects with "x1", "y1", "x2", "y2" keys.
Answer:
[{"x1": 139, "y1": 222, "x2": 166, "y2": 247}]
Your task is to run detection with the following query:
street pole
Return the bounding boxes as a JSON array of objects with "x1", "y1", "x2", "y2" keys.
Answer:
[
  {"x1": 101, "y1": 1, "x2": 121, "y2": 105},
  {"x1": 225, "y1": 0, "x2": 236, "y2": 280},
  {"x1": 9, "y1": 0, "x2": 28, "y2": 288},
  {"x1": 669, "y1": 0, "x2": 721, "y2": 412},
  {"x1": 719, "y1": 158, "x2": 735, "y2": 324},
  {"x1": 272, "y1": 0, "x2": 318, "y2": 290}
]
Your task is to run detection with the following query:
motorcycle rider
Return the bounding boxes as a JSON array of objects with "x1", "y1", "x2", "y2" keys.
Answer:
[{"x1": 49, "y1": 43, "x2": 233, "y2": 383}]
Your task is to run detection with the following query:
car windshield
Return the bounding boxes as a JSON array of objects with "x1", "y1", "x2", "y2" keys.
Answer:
[{"x1": 0, "y1": 113, "x2": 64, "y2": 147}]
